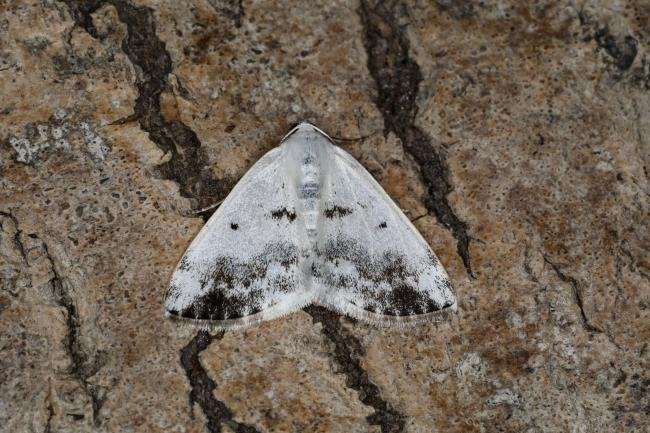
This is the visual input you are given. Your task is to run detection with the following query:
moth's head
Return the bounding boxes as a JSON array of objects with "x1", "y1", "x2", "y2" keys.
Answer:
[
  {"x1": 281, "y1": 122, "x2": 333, "y2": 193},
  {"x1": 282, "y1": 122, "x2": 333, "y2": 164},
  {"x1": 281, "y1": 122, "x2": 333, "y2": 144}
]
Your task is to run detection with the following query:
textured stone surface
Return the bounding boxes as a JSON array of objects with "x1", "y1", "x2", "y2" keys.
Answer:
[{"x1": 1, "y1": 1, "x2": 648, "y2": 432}]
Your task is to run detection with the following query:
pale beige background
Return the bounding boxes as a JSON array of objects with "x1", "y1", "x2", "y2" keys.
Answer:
[{"x1": 1, "y1": 1, "x2": 648, "y2": 432}]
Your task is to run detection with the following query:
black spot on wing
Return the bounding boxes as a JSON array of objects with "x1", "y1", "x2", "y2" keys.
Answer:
[
  {"x1": 324, "y1": 205, "x2": 353, "y2": 218},
  {"x1": 379, "y1": 221, "x2": 387, "y2": 229},
  {"x1": 271, "y1": 207, "x2": 297, "y2": 222},
  {"x1": 230, "y1": 223, "x2": 238, "y2": 230}
]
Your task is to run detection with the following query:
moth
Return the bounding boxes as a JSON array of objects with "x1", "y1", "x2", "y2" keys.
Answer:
[{"x1": 165, "y1": 122, "x2": 456, "y2": 329}]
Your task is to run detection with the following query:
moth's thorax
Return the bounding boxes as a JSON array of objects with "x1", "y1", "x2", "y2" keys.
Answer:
[{"x1": 282, "y1": 126, "x2": 333, "y2": 237}]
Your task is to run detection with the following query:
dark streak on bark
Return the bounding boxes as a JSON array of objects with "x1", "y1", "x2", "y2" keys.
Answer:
[
  {"x1": 1, "y1": 211, "x2": 105, "y2": 424},
  {"x1": 595, "y1": 26, "x2": 638, "y2": 71},
  {"x1": 542, "y1": 255, "x2": 623, "y2": 350},
  {"x1": 40, "y1": 240, "x2": 106, "y2": 426},
  {"x1": 207, "y1": 0, "x2": 245, "y2": 28},
  {"x1": 434, "y1": 0, "x2": 475, "y2": 19},
  {"x1": 358, "y1": 0, "x2": 474, "y2": 277},
  {"x1": 44, "y1": 387, "x2": 54, "y2": 433},
  {"x1": 180, "y1": 331, "x2": 261, "y2": 433},
  {"x1": 522, "y1": 245, "x2": 538, "y2": 283},
  {"x1": 61, "y1": 0, "x2": 234, "y2": 209},
  {"x1": 0, "y1": 210, "x2": 27, "y2": 261},
  {"x1": 541, "y1": 254, "x2": 602, "y2": 333},
  {"x1": 304, "y1": 306, "x2": 406, "y2": 433},
  {"x1": 61, "y1": 3, "x2": 258, "y2": 429}
]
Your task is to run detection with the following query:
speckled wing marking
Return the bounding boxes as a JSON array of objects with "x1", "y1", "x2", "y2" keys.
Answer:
[
  {"x1": 313, "y1": 145, "x2": 457, "y2": 324},
  {"x1": 164, "y1": 147, "x2": 310, "y2": 328}
]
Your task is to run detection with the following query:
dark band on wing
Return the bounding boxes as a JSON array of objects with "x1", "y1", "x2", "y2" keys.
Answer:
[
  {"x1": 323, "y1": 205, "x2": 353, "y2": 218},
  {"x1": 167, "y1": 242, "x2": 298, "y2": 320},
  {"x1": 270, "y1": 207, "x2": 297, "y2": 222},
  {"x1": 314, "y1": 236, "x2": 454, "y2": 316}
]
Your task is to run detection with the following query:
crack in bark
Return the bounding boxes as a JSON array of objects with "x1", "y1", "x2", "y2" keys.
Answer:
[
  {"x1": 541, "y1": 254, "x2": 602, "y2": 333},
  {"x1": 43, "y1": 381, "x2": 55, "y2": 433},
  {"x1": 522, "y1": 245, "x2": 539, "y2": 283},
  {"x1": 180, "y1": 331, "x2": 261, "y2": 433},
  {"x1": 542, "y1": 255, "x2": 623, "y2": 350},
  {"x1": 358, "y1": 0, "x2": 474, "y2": 277},
  {"x1": 0, "y1": 210, "x2": 27, "y2": 262},
  {"x1": 40, "y1": 240, "x2": 106, "y2": 425},
  {"x1": 61, "y1": 0, "x2": 234, "y2": 209},
  {"x1": 1, "y1": 211, "x2": 105, "y2": 424},
  {"x1": 434, "y1": 0, "x2": 476, "y2": 19},
  {"x1": 44, "y1": 404, "x2": 54, "y2": 433},
  {"x1": 304, "y1": 306, "x2": 406, "y2": 433},
  {"x1": 60, "y1": 3, "x2": 257, "y2": 429},
  {"x1": 578, "y1": 10, "x2": 640, "y2": 73},
  {"x1": 594, "y1": 26, "x2": 638, "y2": 71},
  {"x1": 207, "y1": 0, "x2": 245, "y2": 28}
]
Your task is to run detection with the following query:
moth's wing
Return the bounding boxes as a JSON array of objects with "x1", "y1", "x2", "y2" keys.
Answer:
[
  {"x1": 165, "y1": 147, "x2": 310, "y2": 329},
  {"x1": 313, "y1": 145, "x2": 456, "y2": 325}
]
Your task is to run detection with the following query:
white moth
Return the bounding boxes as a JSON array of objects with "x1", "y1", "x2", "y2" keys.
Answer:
[{"x1": 165, "y1": 122, "x2": 456, "y2": 329}]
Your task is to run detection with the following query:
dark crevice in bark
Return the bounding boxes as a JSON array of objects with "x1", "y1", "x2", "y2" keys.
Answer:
[
  {"x1": 541, "y1": 254, "x2": 602, "y2": 333},
  {"x1": 304, "y1": 306, "x2": 406, "y2": 433},
  {"x1": 1, "y1": 211, "x2": 105, "y2": 424},
  {"x1": 543, "y1": 254, "x2": 622, "y2": 350},
  {"x1": 578, "y1": 10, "x2": 640, "y2": 74},
  {"x1": 180, "y1": 331, "x2": 261, "y2": 433},
  {"x1": 43, "y1": 384, "x2": 54, "y2": 433},
  {"x1": 358, "y1": 0, "x2": 474, "y2": 277},
  {"x1": 207, "y1": 0, "x2": 245, "y2": 28},
  {"x1": 61, "y1": 3, "x2": 257, "y2": 429},
  {"x1": 60, "y1": 0, "x2": 103, "y2": 38},
  {"x1": 434, "y1": 0, "x2": 476, "y2": 19},
  {"x1": 522, "y1": 245, "x2": 539, "y2": 283},
  {"x1": 594, "y1": 26, "x2": 638, "y2": 71},
  {"x1": 40, "y1": 240, "x2": 106, "y2": 425},
  {"x1": 0, "y1": 210, "x2": 27, "y2": 261},
  {"x1": 61, "y1": 0, "x2": 234, "y2": 209}
]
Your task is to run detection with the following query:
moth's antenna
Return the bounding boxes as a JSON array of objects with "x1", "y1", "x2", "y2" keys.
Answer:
[
  {"x1": 176, "y1": 200, "x2": 225, "y2": 220},
  {"x1": 189, "y1": 200, "x2": 223, "y2": 215},
  {"x1": 308, "y1": 123, "x2": 333, "y2": 141},
  {"x1": 329, "y1": 131, "x2": 377, "y2": 142},
  {"x1": 280, "y1": 122, "x2": 307, "y2": 142},
  {"x1": 280, "y1": 122, "x2": 334, "y2": 143}
]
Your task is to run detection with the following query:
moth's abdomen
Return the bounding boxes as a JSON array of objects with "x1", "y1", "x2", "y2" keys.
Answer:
[
  {"x1": 295, "y1": 141, "x2": 324, "y2": 236},
  {"x1": 301, "y1": 181, "x2": 319, "y2": 198},
  {"x1": 300, "y1": 180, "x2": 320, "y2": 234}
]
